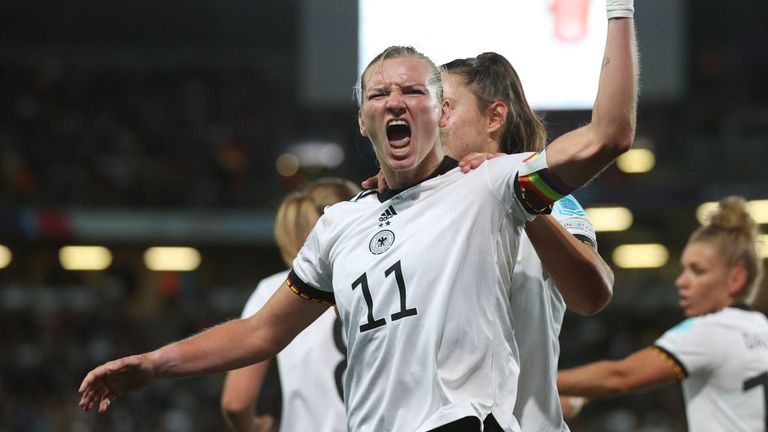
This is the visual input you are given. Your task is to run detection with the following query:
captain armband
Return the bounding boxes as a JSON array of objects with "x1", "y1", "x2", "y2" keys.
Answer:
[{"x1": 514, "y1": 149, "x2": 576, "y2": 215}]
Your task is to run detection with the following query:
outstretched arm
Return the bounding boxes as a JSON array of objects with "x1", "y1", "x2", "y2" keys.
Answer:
[
  {"x1": 557, "y1": 347, "x2": 680, "y2": 398},
  {"x1": 544, "y1": 6, "x2": 638, "y2": 188},
  {"x1": 525, "y1": 215, "x2": 613, "y2": 315},
  {"x1": 79, "y1": 283, "x2": 329, "y2": 412}
]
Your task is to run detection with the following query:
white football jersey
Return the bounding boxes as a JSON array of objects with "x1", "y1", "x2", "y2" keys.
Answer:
[
  {"x1": 290, "y1": 155, "x2": 539, "y2": 432},
  {"x1": 655, "y1": 306, "x2": 768, "y2": 432},
  {"x1": 512, "y1": 195, "x2": 596, "y2": 432},
  {"x1": 242, "y1": 271, "x2": 346, "y2": 432}
]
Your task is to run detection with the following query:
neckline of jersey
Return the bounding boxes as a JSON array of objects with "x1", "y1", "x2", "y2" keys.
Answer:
[{"x1": 376, "y1": 156, "x2": 458, "y2": 203}]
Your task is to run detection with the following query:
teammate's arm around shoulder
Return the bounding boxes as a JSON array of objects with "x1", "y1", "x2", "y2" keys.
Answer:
[{"x1": 542, "y1": 0, "x2": 638, "y2": 189}]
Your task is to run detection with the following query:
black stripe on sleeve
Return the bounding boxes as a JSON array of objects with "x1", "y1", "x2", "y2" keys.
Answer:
[
  {"x1": 652, "y1": 345, "x2": 689, "y2": 380},
  {"x1": 287, "y1": 269, "x2": 335, "y2": 306}
]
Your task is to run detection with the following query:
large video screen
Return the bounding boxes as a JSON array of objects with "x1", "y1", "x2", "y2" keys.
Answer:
[{"x1": 359, "y1": 0, "x2": 608, "y2": 110}]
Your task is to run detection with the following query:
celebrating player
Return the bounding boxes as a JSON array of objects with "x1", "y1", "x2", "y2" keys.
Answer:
[
  {"x1": 444, "y1": 52, "x2": 613, "y2": 430},
  {"x1": 363, "y1": 49, "x2": 616, "y2": 430},
  {"x1": 557, "y1": 196, "x2": 767, "y2": 432},
  {"x1": 221, "y1": 178, "x2": 358, "y2": 432},
  {"x1": 78, "y1": 3, "x2": 637, "y2": 430}
]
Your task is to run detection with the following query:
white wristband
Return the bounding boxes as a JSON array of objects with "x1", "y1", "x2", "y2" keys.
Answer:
[{"x1": 606, "y1": 0, "x2": 634, "y2": 19}]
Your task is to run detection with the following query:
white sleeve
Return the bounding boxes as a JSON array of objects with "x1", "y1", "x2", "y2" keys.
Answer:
[
  {"x1": 654, "y1": 318, "x2": 724, "y2": 378},
  {"x1": 481, "y1": 153, "x2": 539, "y2": 224},
  {"x1": 289, "y1": 214, "x2": 336, "y2": 305},
  {"x1": 551, "y1": 194, "x2": 597, "y2": 249}
]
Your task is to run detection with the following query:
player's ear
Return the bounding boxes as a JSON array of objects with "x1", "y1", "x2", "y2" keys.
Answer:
[
  {"x1": 726, "y1": 265, "x2": 748, "y2": 297},
  {"x1": 358, "y1": 110, "x2": 369, "y2": 137},
  {"x1": 438, "y1": 99, "x2": 451, "y2": 128},
  {"x1": 487, "y1": 101, "x2": 508, "y2": 134}
]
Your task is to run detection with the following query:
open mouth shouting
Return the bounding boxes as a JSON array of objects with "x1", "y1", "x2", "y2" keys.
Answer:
[{"x1": 386, "y1": 119, "x2": 412, "y2": 157}]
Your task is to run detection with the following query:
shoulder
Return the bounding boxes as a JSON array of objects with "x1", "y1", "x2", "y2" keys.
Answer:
[
  {"x1": 482, "y1": 152, "x2": 534, "y2": 171},
  {"x1": 316, "y1": 191, "x2": 376, "y2": 225},
  {"x1": 665, "y1": 308, "x2": 744, "y2": 335},
  {"x1": 465, "y1": 152, "x2": 535, "y2": 185}
]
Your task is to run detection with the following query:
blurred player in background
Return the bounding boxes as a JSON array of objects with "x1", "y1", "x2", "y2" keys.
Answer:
[
  {"x1": 558, "y1": 196, "x2": 768, "y2": 432},
  {"x1": 221, "y1": 178, "x2": 358, "y2": 432}
]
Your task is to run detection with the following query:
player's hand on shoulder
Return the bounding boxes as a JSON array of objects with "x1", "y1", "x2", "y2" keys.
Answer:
[
  {"x1": 78, "y1": 353, "x2": 156, "y2": 413},
  {"x1": 361, "y1": 170, "x2": 387, "y2": 192},
  {"x1": 458, "y1": 152, "x2": 505, "y2": 173}
]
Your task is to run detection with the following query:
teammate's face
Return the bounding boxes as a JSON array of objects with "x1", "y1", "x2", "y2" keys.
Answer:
[
  {"x1": 675, "y1": 241, "x2": 735, "y2": 317},
  {"x1": 358, "y1": 58, "x2": 448, "y2": 188},
  {"x1": 441, "y1": 72, "x2": 500, "y2": 159}
]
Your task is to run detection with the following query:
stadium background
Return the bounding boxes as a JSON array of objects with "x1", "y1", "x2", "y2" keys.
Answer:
[{"x1": 1, "y1": 0, "x2": 767, "y2": 430}]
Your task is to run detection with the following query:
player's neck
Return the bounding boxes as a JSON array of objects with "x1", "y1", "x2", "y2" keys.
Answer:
[{"x1": 383, "y1": 147, "x2": 443, "y2": 190}]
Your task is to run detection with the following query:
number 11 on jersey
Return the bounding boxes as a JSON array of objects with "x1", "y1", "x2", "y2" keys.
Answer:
[{"x1": 351, "y1": 260, "x2": 418, "y2": 333}]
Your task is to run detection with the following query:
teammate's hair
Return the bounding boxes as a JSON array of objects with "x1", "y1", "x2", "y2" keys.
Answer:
[
  {"x1": 274, "y1": 178, "x2": 360, "y2": 267},
  {"x1": 356, "y1": 45, "x2": 443, "y2": 107},
  {"x1": 442, "y1": 52, "x2": 547, "y2": 153},
  {"x1": 689, "y1": 196, "x2": 764, "y2": 303},
  {"x1": 305, "y1": 177, "x2": 360, "y2": 210}
]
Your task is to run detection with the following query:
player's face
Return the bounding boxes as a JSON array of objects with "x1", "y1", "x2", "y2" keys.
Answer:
[
  {"x1": 358, "y1": 58, "x2": 448, "y2": 187},
  {"x1": 441, "y1": 72, "x2": 500, "y2": 159},
  {"x1": 675, "y1": 241, "x2": 734, "y2": 317}
]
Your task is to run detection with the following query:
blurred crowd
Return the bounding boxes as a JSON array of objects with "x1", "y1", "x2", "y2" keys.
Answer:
[{"x1": 0, "y1": 59, "x2": 288, "y2": 209}]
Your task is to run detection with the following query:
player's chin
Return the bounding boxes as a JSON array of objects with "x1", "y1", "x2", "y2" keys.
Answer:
[{"x1": 384, "y1": 152, "x2": 416, "y2": 171}]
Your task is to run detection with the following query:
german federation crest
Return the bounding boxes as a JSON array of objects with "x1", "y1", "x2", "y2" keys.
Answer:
[{"x1": 369, "y1": 230, "x2": 395, "y2": 255}]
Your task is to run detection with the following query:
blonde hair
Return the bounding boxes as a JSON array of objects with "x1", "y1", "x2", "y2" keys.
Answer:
[
  {"x1": 690, "y1": 196, "x2": 764, "y2": 303},
  {"x1": 274, "y1": 178, "x2": 360, "y2": 267}
]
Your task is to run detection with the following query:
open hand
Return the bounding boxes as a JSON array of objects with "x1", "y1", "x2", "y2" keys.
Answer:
[{"x1": 78, "y1": 354, "x2": 156, "y2": 412}]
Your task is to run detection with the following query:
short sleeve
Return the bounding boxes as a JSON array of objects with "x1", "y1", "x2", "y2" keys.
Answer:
[
  {"x1": 481, "y1": 153, "x2": 539, "y2": 224},
  {"x1": 289, "y1": 215, "x2": 336, "y2": 305},
  {"x1": 552, "y1": 195, "x2": 597, "y2": 249},
  {"x1": 654, "y1": 318, "x2": 723, "y2": 379}
]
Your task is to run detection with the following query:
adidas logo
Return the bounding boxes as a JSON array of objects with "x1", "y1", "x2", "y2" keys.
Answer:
[{"x1": 378, "y1": 205, "x2": 398, "y2": 227}]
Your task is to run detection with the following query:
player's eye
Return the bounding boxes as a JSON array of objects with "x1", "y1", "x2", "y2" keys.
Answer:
[
  {"x1": 690, "y1": 265, "x2": 704, "y2": 276},
  {"x1": 367, "y1": 91, "x2": 386, "y2": 100},
  {"x1": 404, "y1": 87, "x2": 425, "y2": 95}
]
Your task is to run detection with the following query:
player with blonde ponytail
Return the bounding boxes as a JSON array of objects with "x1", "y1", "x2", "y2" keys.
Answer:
[{"x1": 558, "y1": 196, "x2": 768, "y2": 432}]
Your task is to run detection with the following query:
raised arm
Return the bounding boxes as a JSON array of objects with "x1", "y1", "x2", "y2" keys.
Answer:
[
  {"x1": 557, "y1": 347, "x2": 680, "y2": 398},
  {"x1": 545, "y1": 6, "x2": 638, "y2": 188},
  {"x1": 79, "y1": 283, "x2": 328, "y2": 413},
  {"x1": 525, "y1": 215, "x2": 614, "y2": 315}
]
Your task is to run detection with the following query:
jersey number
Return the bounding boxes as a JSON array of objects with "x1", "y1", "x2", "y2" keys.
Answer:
[
  {"x1": 332, "y1": 317, "x2": 346, "y2": 401},
  {"x1": 351, "y1": 260, "x2": 418, "y2": 333},
  {"x1": 743, "y1": 371, "x2": 768, "y2": 430}
]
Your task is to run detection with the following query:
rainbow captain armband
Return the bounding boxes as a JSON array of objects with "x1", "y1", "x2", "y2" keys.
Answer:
[{"x1": 514, "y1": 149, "x2": 576, "y2": 215}]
